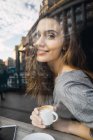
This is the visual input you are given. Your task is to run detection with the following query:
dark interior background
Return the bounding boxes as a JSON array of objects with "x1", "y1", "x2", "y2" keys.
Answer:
[{"x1": 80, "y1": 25, "x2": 93, "y2": 72}]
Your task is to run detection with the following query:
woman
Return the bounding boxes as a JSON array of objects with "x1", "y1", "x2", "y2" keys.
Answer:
[{"x1": 27, "y1": 16, "x2": 93, "y2": 140}]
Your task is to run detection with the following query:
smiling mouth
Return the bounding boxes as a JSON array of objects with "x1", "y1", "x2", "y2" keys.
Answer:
[{"x1": 37, "y1": 50, "x2": 49, "y2": 54}]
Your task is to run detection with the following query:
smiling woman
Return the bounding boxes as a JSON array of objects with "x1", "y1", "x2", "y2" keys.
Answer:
[
  {"x1": 26, "y1": 16, "x2": 93, "y2": 140},
  {"x1": 34, "y1": 18, "x2": 63, "y2": 63}
]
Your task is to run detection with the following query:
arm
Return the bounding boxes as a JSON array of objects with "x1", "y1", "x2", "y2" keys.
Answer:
[
  {"x1": 52, "y1": 118, "x2": 93, "y2": 140},
  {"x1": 30, "y1": 108, "x2": 93, "y2": 140},
  {"x1": 53, "y1": 75, "x2": 93, "y2": 140}
]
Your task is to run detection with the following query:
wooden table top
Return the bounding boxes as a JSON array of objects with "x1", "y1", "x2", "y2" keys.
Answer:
[{"x1": 0, "y1": 116, "x2": 84, "y2": 140}]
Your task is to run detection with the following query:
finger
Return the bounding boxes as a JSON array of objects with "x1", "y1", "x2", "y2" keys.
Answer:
[
  {"x1": 34, "y1": 108, "x2": 39, "y2": 115},
  {"x1": 30, "y1": 115, "x2": 42, "y2": 125},
  {"x1": 31, "y1": 111, "x2": 42, "y2": 122},
  {"x1": 32, "y1": 120, "x2": 46, "y2": 128},
  {"x1": 30, "y1": 114, "x2": 42, "y2": 124}
]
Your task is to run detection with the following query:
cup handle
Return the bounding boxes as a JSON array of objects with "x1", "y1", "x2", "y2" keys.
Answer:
[{"x1": 52, "y1": 111, "x2": 58, "y2": 122}]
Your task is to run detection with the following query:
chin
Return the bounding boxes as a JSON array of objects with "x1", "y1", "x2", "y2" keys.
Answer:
[
  {"x1": 36, "y1": 57, "x2": 48, "y2": 63},
  {"x1": 37, "y1": 59, "x2": 47, "y2": 63}
]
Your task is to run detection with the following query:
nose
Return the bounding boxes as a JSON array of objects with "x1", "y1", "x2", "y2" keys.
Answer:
[{"x1": 34, "y1": 35, "x2": 45, "y2": 48}]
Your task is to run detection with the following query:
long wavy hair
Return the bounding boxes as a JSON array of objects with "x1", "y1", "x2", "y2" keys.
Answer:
[{"x1": 26, "y1": 17, "x2": 93, "y2": 105}]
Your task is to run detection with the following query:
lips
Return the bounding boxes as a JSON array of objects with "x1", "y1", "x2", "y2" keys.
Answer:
[{"x1": 37, "y1": 49, "x2": 49, "y2": 55}]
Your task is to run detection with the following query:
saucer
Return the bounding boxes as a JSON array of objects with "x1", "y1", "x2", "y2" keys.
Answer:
[{"x1": 22, "y1": 132, "x2": 55, "y2": 140}]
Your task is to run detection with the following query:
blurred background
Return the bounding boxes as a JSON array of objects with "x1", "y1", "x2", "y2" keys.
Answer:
[{"x1": 0, "y1": 0, "x2": 93, "y2": 123}]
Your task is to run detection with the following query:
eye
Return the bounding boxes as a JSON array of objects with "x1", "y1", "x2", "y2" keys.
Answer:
[
  {"x1": 36, "y1": 33, "x2": 41, "y2": 40},
  {"x1": 46, "y1": 33, "x2": 56, "y2": 39},
  {"x1": 33, "y1": 32, "x2": 41, "y2": 42}
]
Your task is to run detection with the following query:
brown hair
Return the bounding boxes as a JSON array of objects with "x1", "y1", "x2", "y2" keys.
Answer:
[{"x1": 26, "y1": 17, "x2": 93, "y2": 105}]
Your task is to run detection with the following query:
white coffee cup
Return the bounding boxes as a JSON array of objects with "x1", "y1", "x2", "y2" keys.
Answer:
[{"x1": 39, "y1": 105, "x2": 58, "y2": 126}]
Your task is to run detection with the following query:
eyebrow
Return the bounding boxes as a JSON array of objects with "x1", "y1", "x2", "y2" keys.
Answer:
[
  {"x1": 36, "y1": 30, "x2": 59, "y2": 34},
  {"x1": 44, "y1": 30, "x2": 59, "y2": 34}
]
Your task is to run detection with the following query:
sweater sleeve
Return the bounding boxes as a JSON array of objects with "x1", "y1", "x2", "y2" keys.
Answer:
[{"x1": 62, "y1": 80, "x2": 93, "y2": 128}]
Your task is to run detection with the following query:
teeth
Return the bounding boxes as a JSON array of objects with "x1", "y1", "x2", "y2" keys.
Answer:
[
  {"x1": 38, "y1": 50, "x2": 49, "y2": 52},
  {"x1": 45, "y1": 50, "x2": 49, "y2": 52}
]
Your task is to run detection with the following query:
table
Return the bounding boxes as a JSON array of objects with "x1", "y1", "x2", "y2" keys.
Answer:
[{"x1": 0, "y1": 116, "x2": 84, "y2": 140}]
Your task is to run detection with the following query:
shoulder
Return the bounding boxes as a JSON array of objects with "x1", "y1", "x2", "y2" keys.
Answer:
[
  {"x1": 55, "y1": 70, "x2": 89, "y2": 85},
  {"x1": 55, "y1": 70, "x2": 93, "y2": 104},
  {"x1": 54, "y1": 71, "x2": 93, "y2": 126}
]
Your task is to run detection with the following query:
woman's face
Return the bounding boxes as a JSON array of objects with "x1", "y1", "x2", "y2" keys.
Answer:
[{"x1": 34, "y1": 18, "x2": 64, "y2": 63}]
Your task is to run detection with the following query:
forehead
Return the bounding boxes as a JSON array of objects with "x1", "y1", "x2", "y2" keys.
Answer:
[{"x1": 36, "y1": 18, "x2": 61, "y2": 33}]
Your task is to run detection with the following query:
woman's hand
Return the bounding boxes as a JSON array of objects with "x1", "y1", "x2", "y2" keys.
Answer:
[{"x1": 30, "y1": 108, "x2": 46, "y2": 128}]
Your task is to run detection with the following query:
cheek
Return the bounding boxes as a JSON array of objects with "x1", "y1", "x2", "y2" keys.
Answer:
[
  {"x1": 48, "y1": 46, "x2": 62, "y2": 60},
  {"x1": 51, "y1": 42, "x2": 62, "y2": 58},
  {"x1": 47, "y1": 43, "x2": 62, "y2": 54},
  {"x1": 47, "y1": 38, "x2": 63, "y2": 50},
  {"x1": 47, "y1": 41, "x2": 62, "y2": 50},
  {"x1": 52, "y1": 48, "x2": 62, "y2": 58}
]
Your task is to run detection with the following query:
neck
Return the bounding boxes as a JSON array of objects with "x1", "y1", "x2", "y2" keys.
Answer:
[
  {"x1": 48, "y1": 60, "x2": 76, "y2": 77},
  {"x1": 47, "y1": 57, "x2": 63, "y2": 77}
]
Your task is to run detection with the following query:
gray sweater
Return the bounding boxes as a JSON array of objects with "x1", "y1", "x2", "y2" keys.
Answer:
[{"x1": 53, "y1": 70, "x2": 93, "y2": 128}]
